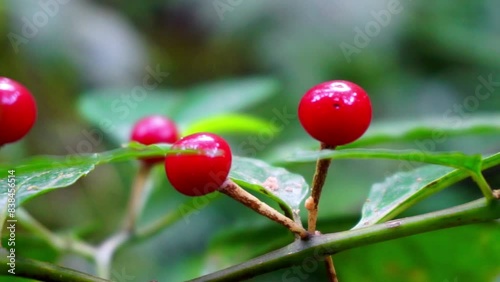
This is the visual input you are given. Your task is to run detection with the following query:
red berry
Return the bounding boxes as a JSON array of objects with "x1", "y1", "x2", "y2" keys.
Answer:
[
  {"x1": 0, "y1": 77, "x2": 37, "y2": 146},
  {"x1": 165, "y1": 132, "x2": 232, "y2": 196},
  {"x1": 298, "y1": 80, "x2": 372, "y2": 147},
  {"x1": 130, "y1": 115, "x2": 180, "y2": 165}
]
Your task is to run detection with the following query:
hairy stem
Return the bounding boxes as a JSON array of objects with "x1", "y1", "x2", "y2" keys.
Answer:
[
  {"x1": 219, "y1": 180, "x2": 310, "y2": 240},
  {"x1": 306, "y1": 143, "x2": 335, "y2": 233},
  {"x1": 189, "y1": 197, "x2": 500, "y2": 281},
  {"x1": 0, "y1": 249, "x2": 108, "y2": 282}
]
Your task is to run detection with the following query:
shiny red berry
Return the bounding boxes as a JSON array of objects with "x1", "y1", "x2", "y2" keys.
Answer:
[
  {"x1": 298, "y1": 80, "x2": 372, "y2": 147},
  {"x1": 130, "y1": 115, "x2": 180, "y2": 165},
  {"x1": 0, "y1": 77, "x2": 37, "y2": 146},
  {"x1": 165, "y1": 132, "x2": 232, "y2": 196}
]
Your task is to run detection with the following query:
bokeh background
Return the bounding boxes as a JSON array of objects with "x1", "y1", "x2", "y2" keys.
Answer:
[{"x1": 1, "y1": 1, "x2": 499, "y2": 281}]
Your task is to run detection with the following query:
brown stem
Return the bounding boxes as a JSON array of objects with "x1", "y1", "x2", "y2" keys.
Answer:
[
  {"x1": 219, "y1": 179, "x2": 310, "y2": 240},
  {"x1": 306, "y1": 143, "x2": 336, "y2": 233},
  {"x1": 324, "y1": 256, "x2": 339, "y2": 282},
  {"x1": 124, "y1": 163, "x2": 152, "y2": 232},
  {"x1": 305, "y1": 143, "x2": 339, "y2": 281}
]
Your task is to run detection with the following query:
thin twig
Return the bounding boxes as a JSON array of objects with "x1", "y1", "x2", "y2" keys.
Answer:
[
  {"x1": 304, "y1": 143, "x2": 338, "y2": 281},
  {"x1": 324, "y1": 256, "x2": 339, "y2": 282},
  {"x1": 124, "y1": 163, "x2": 152, "y2": 232},
  {"x1": 95, "y1": 231, "x2": 130, "y2": 279},
  {"x1": 470, "y1": 172, "x2": 495, "y2": 202},
  {"x1": 306, "y1": 143, "x2": 335, "y2": 233},
  {"x1": 219, "y1": 179, "x2": 310, "y2": 240}
]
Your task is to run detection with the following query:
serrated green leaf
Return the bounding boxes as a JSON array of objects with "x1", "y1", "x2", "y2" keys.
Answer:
[
  {"x1": 183, "y1": 114, "x2": 279, "y2": 136},
  {"x1": 286, "y1": 148, "x2": 482, "y2": 171},
  {"x1": 353, "y1": 153, "x2": 500, "y2": 229},
  {"x1": 0, "y1": 144, "x2": 182, "y2": 239},
  {"x1": 0, "y1": 143, "x2": 181, "y2": 174},
  {"x1": 0, "y1": 164, "x2": 95, "y2": 247},
  {"x1": 353, "y1": 165, "x2": 454, "y2": 229},
  {"x1": 0, "y1": 147, "x2": 306, "y2": 247},
  {"x1": 229, "y1": 157, "x2": 309, "y2": 218}
]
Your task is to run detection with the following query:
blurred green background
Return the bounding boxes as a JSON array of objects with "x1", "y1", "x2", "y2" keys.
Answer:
[{"x1": 1, "y1": 0, "x2": 499, "y2": 281}]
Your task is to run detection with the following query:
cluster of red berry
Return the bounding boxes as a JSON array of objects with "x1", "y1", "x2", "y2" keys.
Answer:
[
  {"x1": 130, "y1": 80, "x2": 372, "y2": 197},
  {"x1": 1, "y1": 76, "x2": 371, "y2": 196},
  {"x1": 130, "y1": 115, "x2": 231, "y2": 196}
]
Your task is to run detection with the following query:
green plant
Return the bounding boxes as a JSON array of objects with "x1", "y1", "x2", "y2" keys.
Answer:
[
  {"x1": 0, "y1": 77, "x2": 37, "y2": 147},
  {"x1": 0, "y1": 77, "x2": 499, "y2": 281}
]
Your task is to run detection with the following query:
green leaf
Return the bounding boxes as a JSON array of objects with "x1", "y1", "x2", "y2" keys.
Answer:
[
  {"x1": 348, "y1": 113, "x2": 500, "y2": 148},
  {"x1": 77, "y1": 77, "x2": 279, "y2": 143},
  {"x1": 183, "y1": 114, "x2": 279, "y2": 136},
  {"x1": 0, "y1": 163, "x2": 95, "y2": 247},
  {"x1": 266, "y1": 113, "x2": 500, "y2": 162},
  {"x1": 174, "y1": 77, "x2": 280, "y2": 127},
  {"x1": 0, "y1": 143, "x2": 178, "y2": 173},
  {"x1": 0, "y1": 147, "x2": 306, "y2": 246},
  {"x1": 78, "y1": 89, "x2": 184, "y2": 143},
  {"x1": 286, "y1": 148, "x2": 482, "y2": 171},
  {"x1": 353, "y1": 153, "x2": 500, "y2": 229},
  {"x1": 0, "y1": 144, "x2": 179, "y2": 238},
  {"x1": 229, "y1": 157, "x2": 309, "y2": 218}
]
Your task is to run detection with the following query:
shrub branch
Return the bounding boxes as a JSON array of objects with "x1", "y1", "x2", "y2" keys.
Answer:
[{"x1": 189, "y1": 197, "x2": 500, "y2": 281}]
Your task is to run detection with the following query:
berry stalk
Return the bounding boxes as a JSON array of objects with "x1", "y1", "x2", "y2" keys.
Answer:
[
  {"x1": 325, "y1": 256, "x2": 339, "y2": 282},
  {"x1": 124, "y1": 163, "x2": 152, "y2": 232},
  {"x1": 306, "y1": 143, "x2": 335, "y2": 233},
  {"x1": 305, "y1": 143, "x2": 339, "y2": 282},
  {"x1": 219, "y1": 179, "x2": 310, "y2": 240}
]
